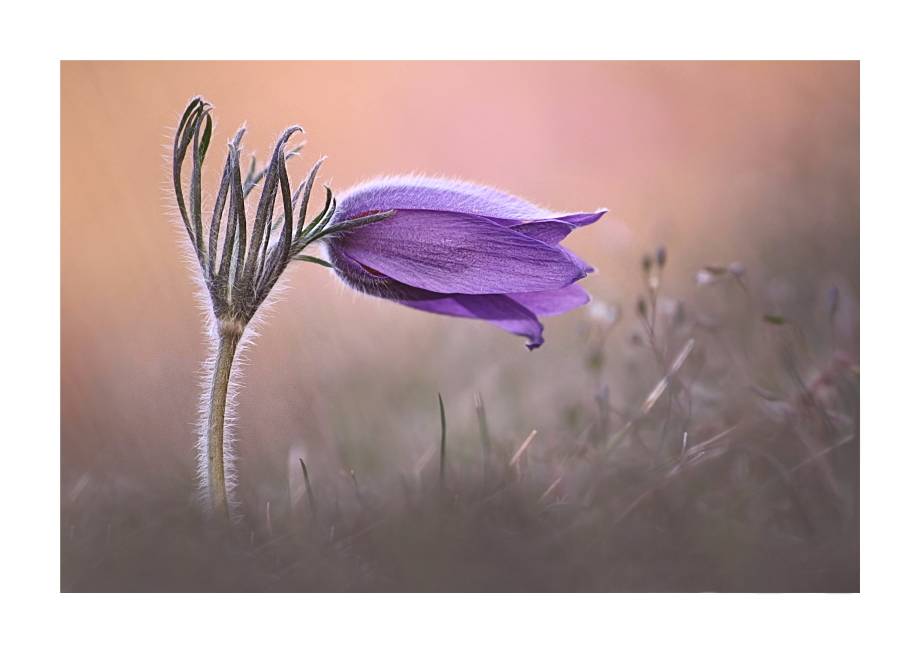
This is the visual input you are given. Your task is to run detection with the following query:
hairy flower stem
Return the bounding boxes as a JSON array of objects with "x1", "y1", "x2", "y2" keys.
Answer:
[
  {"x1": 206, "y1": 321, "x2": 244, "y2": 530},
  {"x1": 172, "y1": 98, "x2": 395, "y2": 529}
]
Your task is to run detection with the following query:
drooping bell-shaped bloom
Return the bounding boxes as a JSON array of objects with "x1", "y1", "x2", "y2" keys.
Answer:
[{"x1": 323, "y1": 176, "x2": 606, "y2": 349}]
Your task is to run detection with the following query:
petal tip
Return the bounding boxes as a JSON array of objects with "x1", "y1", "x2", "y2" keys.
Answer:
[{"x1": 586, "y1": 209, "x2": 608, "y2": 223}]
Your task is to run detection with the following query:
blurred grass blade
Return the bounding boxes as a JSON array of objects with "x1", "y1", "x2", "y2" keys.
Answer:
[
  {"x1": 299, "y1": 458, "x2": 316, "y2": 515},
  {"x1": 607, "y1": 421, "x2": 634, "y2": 453},
  {"x1": 475, "y1": 393, "x2": 491, "y2": 487},
  {"x1": 509, "y1": 430, "x2": 538, "y2": 467},
  {"x1": 350, "y1": 470, "x2": 367, "y2": 511},
  {"x1": 641, "y1": 339, "x2": 694, "y2": 414},
  {"x1": 438, "y1": 393, "x2": 447, "y2": 497},
  {"x1": 538, "y1": 478, "x2": 563, "y2": 503}
]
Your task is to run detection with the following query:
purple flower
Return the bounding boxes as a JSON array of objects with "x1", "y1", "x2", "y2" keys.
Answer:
[{"x1": 323, "y1": 176, "x2": 606, "y2": 349}]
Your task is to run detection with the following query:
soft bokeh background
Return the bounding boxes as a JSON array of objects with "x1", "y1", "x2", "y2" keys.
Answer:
[{"x1": 61, "y1": 61, "x2": 858, "y2": 590}]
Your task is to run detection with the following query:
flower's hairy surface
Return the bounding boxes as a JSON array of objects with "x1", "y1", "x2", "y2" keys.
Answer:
[
  {"x1": 325, "y1": 176, "x2": 606, "y2": 349},
  {"x1": 172, "y1": 96, "x2": 605, "y2": 530},
  {"x1": 171, "y1": 98, "x2": 394, "y2": 525}
]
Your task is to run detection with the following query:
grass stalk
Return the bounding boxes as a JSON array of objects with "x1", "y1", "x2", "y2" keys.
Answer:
[
  {"x1": 475, "y1": 393, "x2": 491, "y2": 490},
  {"x1": 438, "y1": 394, "x2": 447, "y2": 501}
]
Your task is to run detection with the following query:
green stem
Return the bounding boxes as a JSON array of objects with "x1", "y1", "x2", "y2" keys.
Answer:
[{"x1": 207, "y1": 320, "x2": 243, "y2": 530}]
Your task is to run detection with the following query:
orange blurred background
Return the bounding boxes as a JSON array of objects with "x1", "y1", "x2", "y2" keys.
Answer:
[{"x1": 61, "y1": 61, "x2": 858, "y2": 496}]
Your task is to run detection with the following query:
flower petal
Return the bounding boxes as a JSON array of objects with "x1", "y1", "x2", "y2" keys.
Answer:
[
  {"x1": 326, "y1": 177, "x2": 605, "y2": 349},
  {"x1": 483, "y1": 210, "x2": 607, "y2": 230},
  {"x1": 507, "y1": 284, "x2": 591, "y2": 316},
  {"x1": 324, "y1": 243, "x2": 444, "y2": 301},
  {"x1": 509, "y1": 220, "x2": 575, "y2": 246},
  {"x1": 555, "y1": 211, "x2": 606, "y2": 227},
  {"x1": 504, "y1": 223, "x2": 596, "y2": 274},
  {"x1": 399, "y1": 293, "x2": 546, "y2": 349},
  {"x1": 335, "y1": 176, "x2": 556, "y2": 223},
  {"x1": 329, "y1": 209, "x2": 590, "y2": 294}
]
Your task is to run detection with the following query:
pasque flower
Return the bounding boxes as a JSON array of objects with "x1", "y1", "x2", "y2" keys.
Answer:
[
  {"x1": 172, "y1": 95, "x2": 606, "y2": 530},
  {"x1": 324, "y1": 177, "x2": 606, "y2": 349},
  {"x1": 172, "y1": 98, "x2": 394, "y2": 527}
]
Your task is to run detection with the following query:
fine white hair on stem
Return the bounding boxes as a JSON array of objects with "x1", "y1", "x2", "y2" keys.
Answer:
[
  {"x1": 195, "y1": 313, "x2": 249, "y2": 520},
  {"x1": 165, "y1": 202, "x2": 236, "y2": 518},
  {"x1": 186, "y1": 212, "x2": 292, "y2": 522},
  {"x1": 169, "y1": 97, "x2": 390, "y2": 529}
]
